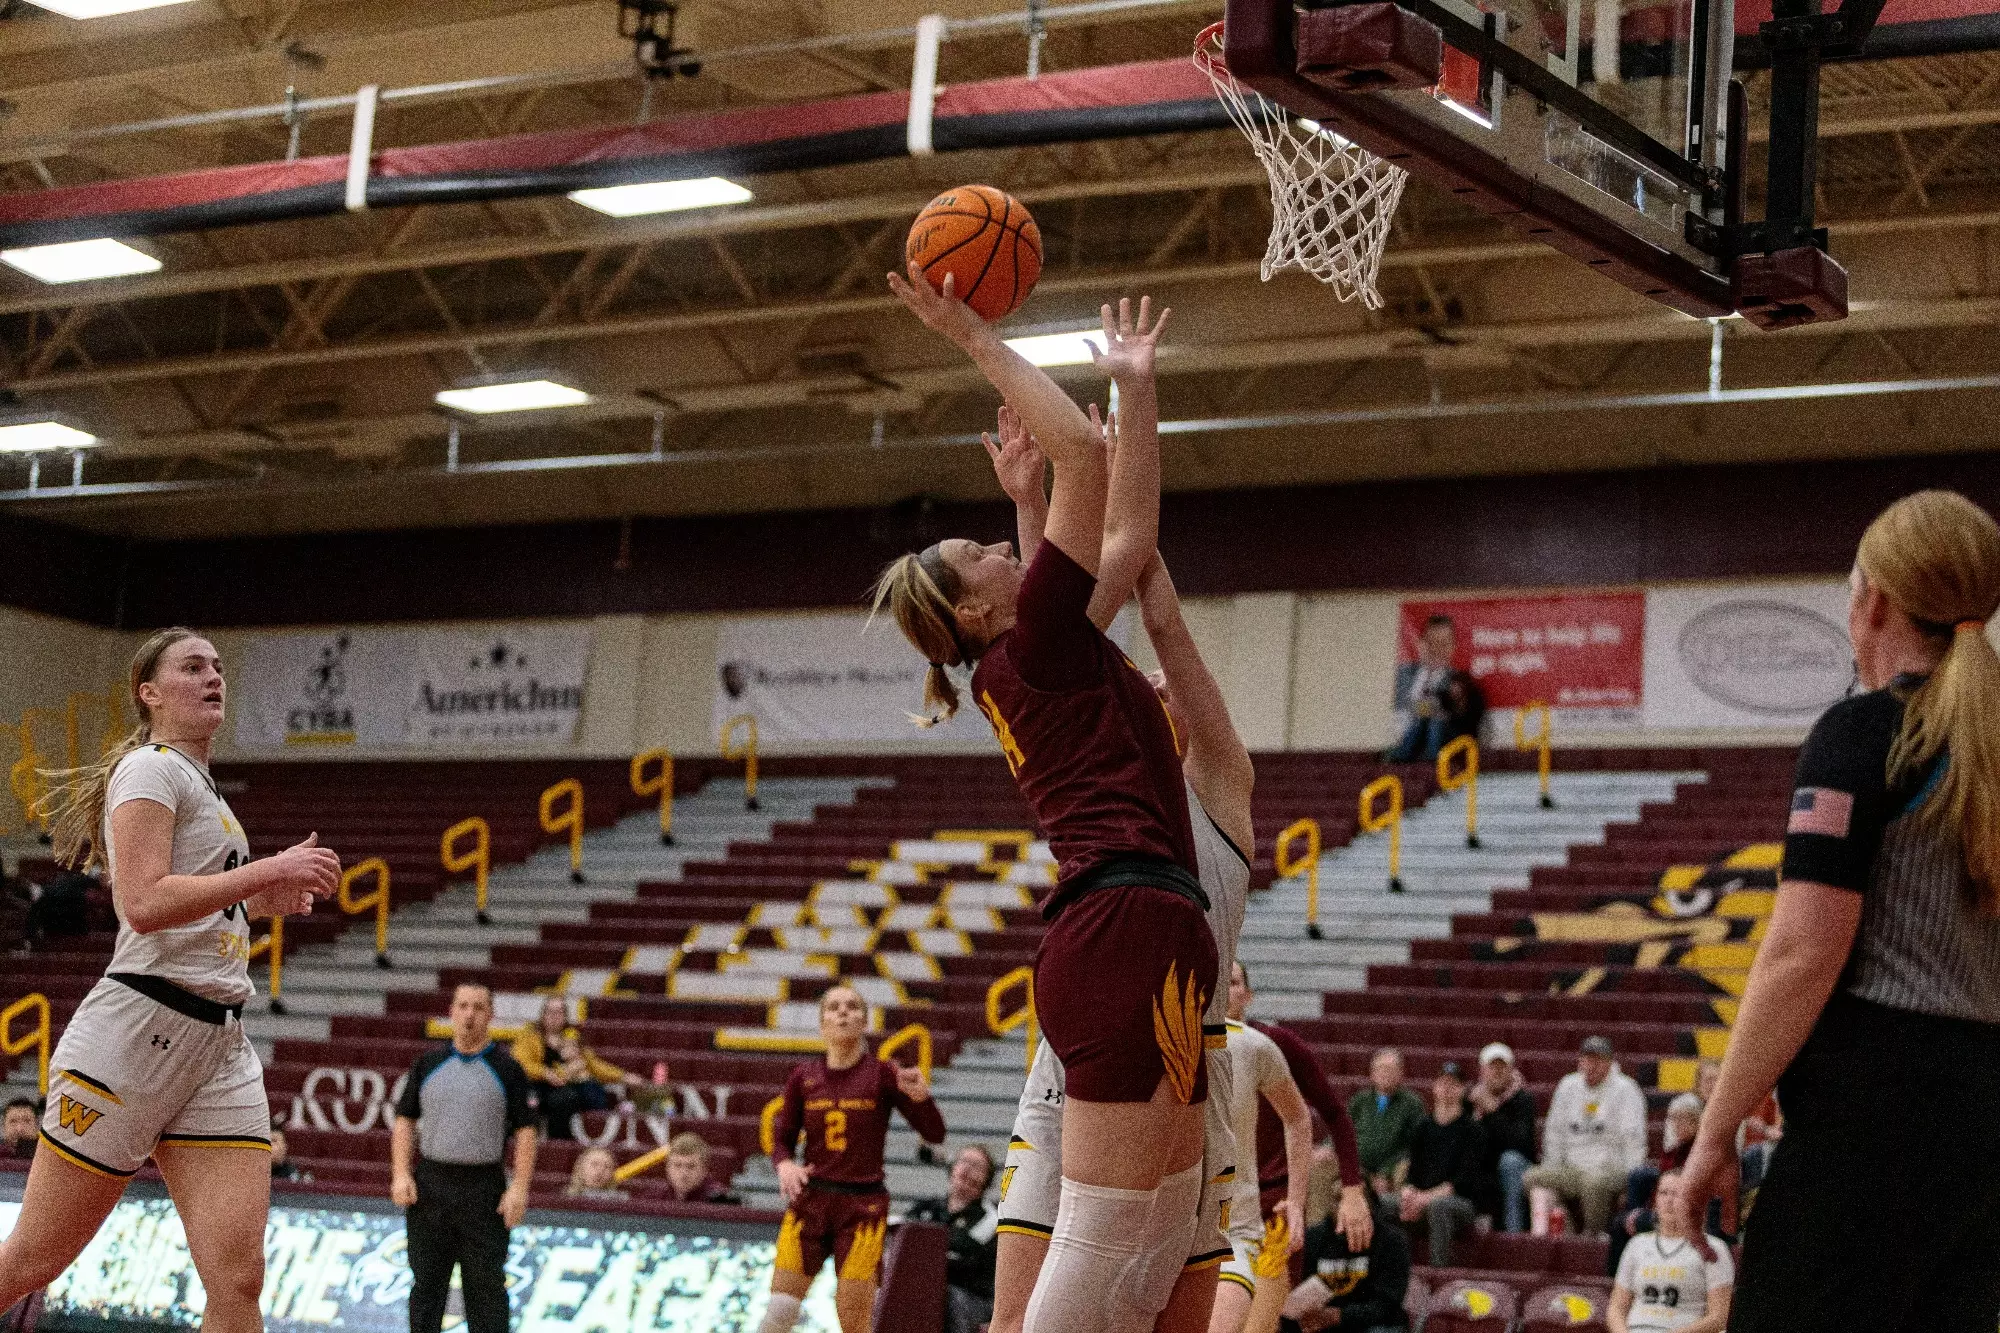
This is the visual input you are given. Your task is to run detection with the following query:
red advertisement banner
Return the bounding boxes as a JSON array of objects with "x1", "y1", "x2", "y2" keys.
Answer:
[{"x1": 1397, "y1": 592, "x2": 1646, "y2": 714}]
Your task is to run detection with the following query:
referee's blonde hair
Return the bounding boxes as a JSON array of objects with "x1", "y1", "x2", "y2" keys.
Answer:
[
  {"x1": 869, "y1": 545, "x2": 971, "y2": 727},
  {"x1": 1857, "y1": 490, "x2": 2000, "y2": 910},
  {"x1": 39, "y1": 626, "x2": 203, "y2": 872}
]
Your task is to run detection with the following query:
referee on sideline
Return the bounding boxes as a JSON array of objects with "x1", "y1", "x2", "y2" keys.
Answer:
[
  {"x1": 392, "y1": 983, "x2": 538, "y2": 1333},
  {"x1": 1683, "y1": 490, "x2": 2000, "y2": 1332}
]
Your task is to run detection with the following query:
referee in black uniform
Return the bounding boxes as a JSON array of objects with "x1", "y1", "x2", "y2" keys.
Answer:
[
  {"x1": 1683, "y1": 489, "x2": 2000, "y2": 1333},
  {"x1": 392, "y1": 983, "x2": 538, "y2": 1333}
]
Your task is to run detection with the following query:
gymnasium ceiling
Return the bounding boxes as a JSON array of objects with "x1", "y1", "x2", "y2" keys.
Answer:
[{"x1": 3, "y1": 0, "x2": 2000, "y2": 540}]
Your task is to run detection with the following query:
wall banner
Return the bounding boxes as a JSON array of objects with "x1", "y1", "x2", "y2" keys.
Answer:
[
  {"x1": 1396, "y1": 592, "x2": 1647, "y2": 730},
  {"x1": 235, "y1": 624, "x2": 591, "y2": 750},
  {"x1": 1643, "y1": 581, "x2": 1852, "y2": 728}
]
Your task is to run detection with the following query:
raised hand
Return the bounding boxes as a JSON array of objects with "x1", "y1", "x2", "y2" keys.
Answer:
[
  {"x1": 270, "y1": 832, "x2": 340, "y2": 900},
  {"x1": 888, "y1": 262, "x2": 990, "y2": 348},
  {"x1": 1088, "y1": 295, "x2": 1171, "y2": 382},
  {"x1": 983, "y1": 404, "x2": 1047, "y2": 505},
  {"x1": 895, "y1": 1063, "x2": 932, "y2": 1103}
]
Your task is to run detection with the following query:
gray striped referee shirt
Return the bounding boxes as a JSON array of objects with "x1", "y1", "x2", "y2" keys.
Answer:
[{"x1": 1783, "y1": 674, "x2": 2000, "y2": 1024}]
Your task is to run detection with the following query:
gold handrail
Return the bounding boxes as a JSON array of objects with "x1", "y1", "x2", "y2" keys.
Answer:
[
  {"x1": 1514, "y1": 701, "x2": 1555, "y2": 809},
  {"x1": 986, "y1": 966, "x2": 1037, "y2": 1072},
  {"x1": 539, "y1": 779, "x2": 586, "y2": 884},
  {"x1": 1437, "y1": 735, "x2": 1482, "y2": 849},
  {"x1": 1, "y1": 994, "x2": 50, "y2": 1096},
  {"x1": 720, "y1": 713, "x2": 760, "y2": 811},
  {"x1": 442, "y1": 816, "x2": 493, "y2": 923},
  {"x1": 248, "y1": 917, "x2": 286, "y2": 1013},
  {"x1": 339, "y1": 858, "x2": 393, "y2": 967},
  {"x1": 1359, "y1": 775, "x2": 1406, "y2": 894},
  {"x1": 630, "y1": 750, "x2": 676, "y2": 846},
  {"x1": 877, "y1": 1022, "x2": 935, "y2": 1081},
  {"x1": 613, "y1": 1141, "x2": 671, "y2": 1184},
  {"x1": 1277, "y1": 817, "x2": 1325, "y2": 940}
]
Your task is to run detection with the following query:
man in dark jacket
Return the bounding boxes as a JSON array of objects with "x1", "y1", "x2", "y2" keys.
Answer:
[
  {"x1": 906, "y1": 1145, "x2": 998, "y2": 1333},
  {"x1": 1281, "y1": 1190, "x2": 1411, "y2": 1332},
  {"x1": 1467, "y1": 1042, "x2": 1538, "y2": 1231},
  {"x1": 1399, "y1": 1063, "x2": 1485, "y2": 1267}
]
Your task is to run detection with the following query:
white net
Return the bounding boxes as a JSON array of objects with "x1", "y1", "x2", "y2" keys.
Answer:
[{"x1": 1194, "y1": 23, "x2": 1409, "y2": 308}]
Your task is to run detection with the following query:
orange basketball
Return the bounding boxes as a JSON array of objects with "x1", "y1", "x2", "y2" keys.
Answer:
[{"x1": 906, "y1": 185, "x2": 1043, "y2": 322}]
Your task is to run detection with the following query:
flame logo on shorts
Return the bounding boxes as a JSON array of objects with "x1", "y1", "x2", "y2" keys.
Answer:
[
  {"x1": 1253, "y1": 1214, "x2": 1291, "y2": 1280},
  {"x1": 774, "y1": 1212, "x2": 806, "y2": 1273},
  {"x1": 839, "y1": 1218, "x2": 888, "y2": 1281},
  {"x1": 1151, "y1": 962, "x2": 1205, "y2": 1105}
]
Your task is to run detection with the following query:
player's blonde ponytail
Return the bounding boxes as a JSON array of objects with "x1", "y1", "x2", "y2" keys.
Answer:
[
  {"x1": 39, "y1": 626, "x2": 202, "y2": 872},
  {"x1": 869, "y1": 546, "x2": 973, "y2": 727},
  {"x1": 1856, "y1": 491, "x2": 2000, "y2": 910}
]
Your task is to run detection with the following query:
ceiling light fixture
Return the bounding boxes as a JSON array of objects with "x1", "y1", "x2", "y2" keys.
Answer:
[
  {"x1": 0, "y1": 421, "x2": 98, "y2": 453},
  {"x1": 24, "y1": 0, "x2": 197, "y2": 18},
  {"x1": 1004, "y1": 328, "x2": 1106, "y2": 368},
  {"x1": 567, "y1": 177, "x2": 752, "y2": 217},
  {"x1": 434, "y1": 380, "x2": 590, "y2": 414},
  {"x1": 0, "y1": 238, "x2": 163, "y2": 284}
]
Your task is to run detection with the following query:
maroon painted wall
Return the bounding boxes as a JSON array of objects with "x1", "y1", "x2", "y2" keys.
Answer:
[{"x1": 20, "y1": 449, "x2": 2000, "y2": 628}]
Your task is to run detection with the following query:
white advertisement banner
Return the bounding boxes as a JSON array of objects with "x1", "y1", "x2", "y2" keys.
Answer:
[
  {"x1": 236, "y1": 624, "x2": 591, "y2": 750},
  {"x1": 713, "y1": 610, "x2": 1134, "y2": 745},
  {"x1": 1643, "y1": 581, "x2": 1853, "y2": 729}
]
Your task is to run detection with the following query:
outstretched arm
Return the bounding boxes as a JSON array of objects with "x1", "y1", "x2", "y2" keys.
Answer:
[
  {"x1": 890, "y1": 265, "x2": 1105, "y2": 572},
  {"x1": 985, "y1": 404, "x2": 1049, "y2": 566},
  {"x1": 1085, "y1": 296, "x2": 1170, "y2": 617},
  {"x1": 1136, "y1": 554, "x2": 1253, "y2": 852}
]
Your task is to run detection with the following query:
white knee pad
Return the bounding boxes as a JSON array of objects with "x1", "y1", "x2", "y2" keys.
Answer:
[
  {"x1": 756, "y1": 1291, "x2": 802, "y2": 1333},
  {"x1": 1022, "y1": 1165, "x2": 1206, "y2": 1333},
  {"x1": 1130, "y1": 1162, "x2": 1204, "y2": 1312}
]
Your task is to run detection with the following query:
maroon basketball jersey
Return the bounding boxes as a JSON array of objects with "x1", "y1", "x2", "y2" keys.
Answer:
[
  {"x1": 771, "y1": 1056, "x2": 946, "y2": 1186},
  {"x1": 969, "y1": 541, "x2": 1196, "y2": 915}
]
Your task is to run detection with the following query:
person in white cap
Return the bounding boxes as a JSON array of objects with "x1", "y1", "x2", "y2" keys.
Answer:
[{"x1": 1467, "y1": 1042, "x2": 1537, "y2": 1231}]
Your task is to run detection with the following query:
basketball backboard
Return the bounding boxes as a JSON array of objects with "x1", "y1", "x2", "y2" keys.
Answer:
[{"x1": 1219, "y1": 0, "x2": 1888, "y2": 325}]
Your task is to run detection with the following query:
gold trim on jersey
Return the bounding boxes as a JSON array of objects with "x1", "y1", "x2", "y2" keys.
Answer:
[
  {"x1": 996, "y1": 1220, "x2": 1054, "y2": 1239},
  {"x1": 1152, "y1": 962, "x2": 1205, "y2": 1105},
  {"x1": 156, "y1": 1134, "x2": 271, "y2": 1151},
  {"x1": 1218, "y1": 1269, "x2": 1256, "y2": 1293},
  {"x1": 57, "y1": 1069, "x2": 123, "y2": 1106},
  {"x1": 774, "y1": 1212, "x2": 806, "y2": 1273},
  {"x1": 839, "y1": 1218, "x2": 887, "y2": 1281}
]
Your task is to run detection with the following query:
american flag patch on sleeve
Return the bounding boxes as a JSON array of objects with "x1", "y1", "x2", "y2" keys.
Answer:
[{"x1": 1789, "y1": 787, "x2": 1854, "y2": 838}]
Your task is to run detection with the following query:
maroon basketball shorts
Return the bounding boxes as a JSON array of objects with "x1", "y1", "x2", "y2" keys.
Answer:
[
  {"x1": 776, "y1": 1182, "x2": 892, "y2": 1282},
  {"x1": 1034, "y1": 883, "x2": 1219, "y2": 1104}
]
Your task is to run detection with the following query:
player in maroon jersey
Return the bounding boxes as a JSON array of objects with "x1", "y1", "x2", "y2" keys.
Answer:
[
  {"x1": 879, "y1": 264, "x2": 1213, "y2": 1333},
  {"x1": 758, "y1": 984, "x2": 945, "y2": 1333}
]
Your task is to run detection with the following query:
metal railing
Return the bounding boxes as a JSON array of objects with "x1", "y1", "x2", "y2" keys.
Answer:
[
  {"x1": 1438, "y1": 736, "x2": 1482, "y2": 849},
  {"x1": 630, "y1": 750, "x2": 676, "y2": 847},
  {"x1": 986, "y1": 966, "x2": 1037, "y2": 1072},
  {"x1": 1276, "y1": 817, "x2": 1324, "y2": 940},
  {"x1": 539, "y1": 779, "x2": 586, "y2": 884},
  {"x1": 720, "y1": 714, "x2": 760, "y2": 811},
  {"x1": 877, "y1": 1023, "x2": 935, "y2": 1081},
  {"x1": 1358, "y1": 775, "x2": 1406, "y2": 894},
  {"x1": 1, "y1": 994, "x2": 50, "y2": 1096},
  {"x1": 1514, "y1": 702, "x2": 1555, "y2": 809},
  {"x1": 442, "y1": 816, "x2": 493, "y2": 924},
  {"x1": 339, "y1": 858, "x2": 392, "y2": 968},
  {"x1": 249, "y1": 918, "x2": 285, "y2": 1014}
]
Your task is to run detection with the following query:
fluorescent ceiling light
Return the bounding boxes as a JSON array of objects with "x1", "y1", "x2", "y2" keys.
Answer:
[
  {"x1": 1, "y1": 238, "x2": 162, "y2": 284},
  {"x1": 25, "y1": 0, "x2": 196, "y2": 18},
  {"x1": 434, "y1": 380, "x2": 589, "y2": 414},
  {"x1": 1004, "y1": 328, "x2": 1106, "y2": 368},
  {"x1": 0, "y1": 422, "x2": 97, "y2": 453},
  {"x1": 567, "y1": 177, "x2": 753, "y2": 217}
]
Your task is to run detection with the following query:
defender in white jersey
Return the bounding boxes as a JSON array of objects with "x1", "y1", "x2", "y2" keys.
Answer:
[
  {"x1": 0, "y1": 629, "x2": 340, "y2": 1333},
  {"x1": 1609, "y1": 1172, "x2": 1734, "y2": 1333}
]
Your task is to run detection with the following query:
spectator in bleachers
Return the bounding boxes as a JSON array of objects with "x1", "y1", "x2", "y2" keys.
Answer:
[
  {"x1": 1522, "y1": 1036, "x2": 1647, "y2": 1237},
  {"x1": 514, "y1": 996, "x2": 632, "y2": 1140},
  {"x1": 1, "y1": 1099, "x2": 37, "y2": 1161},
  {"x1": 908, "y1": 1145, "x2": 1000, "y2": 1333},
  {"x1": 1387, "y1": 615, "x2": 1487, "y2": 763},
  {"x1": 1398, "y1": 1062, "x2": 1484, "y2": 1267},
  {"x1": 1350, "y1": 1049, "x2": 1427, "y2": 1193},
  {"x1": 1467, "y1": 1041, "x2": 1536, "y2": 1232},
  {"x1": 663, "y1": 1132, "x2": 740, "y2": 1205},
  {"x1": 565, "y1": 1147, "x2": 629, "y2": 1202},
  {"x1": 1610, "y1": 1095, "x2": 1732, "y2": 1276},
  {"x1": 1607, "y1": 1171, "x2": 1733, "y2": 1333},
  {"x1": 1280, "y1": 1187, "x2": 1411, "y2": 1333},
  {"x1": 268, "y1": 1126, "x2": 309, "y2": 1183}
]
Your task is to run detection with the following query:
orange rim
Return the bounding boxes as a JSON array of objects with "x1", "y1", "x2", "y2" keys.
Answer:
[{"x1": 1193, "y1": 21, "x2": 1226, "y2": 72}]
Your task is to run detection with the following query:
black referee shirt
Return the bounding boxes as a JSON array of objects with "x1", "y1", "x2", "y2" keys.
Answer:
[{"x1": 396, "y1": 1042, "x2": 536, "y2": 1166}]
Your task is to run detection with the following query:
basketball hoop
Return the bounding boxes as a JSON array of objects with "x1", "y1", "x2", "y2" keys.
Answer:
[{"x1": 1194, "y1": 22, "x2": 1408, "y2": 308}]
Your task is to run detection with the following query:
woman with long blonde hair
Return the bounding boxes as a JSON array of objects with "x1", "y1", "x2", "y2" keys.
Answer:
[
  {"x1": 1682, "y1": 490, "x2": 2000, "y2": 1331},
  {"x1": 0, "y1": 628, "x2": 339, "y2": 1332}
]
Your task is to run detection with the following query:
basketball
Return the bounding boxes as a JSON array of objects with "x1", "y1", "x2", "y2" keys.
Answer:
[{"x1": 905, "y1": 184, "x2": 1043, "y2": 322}]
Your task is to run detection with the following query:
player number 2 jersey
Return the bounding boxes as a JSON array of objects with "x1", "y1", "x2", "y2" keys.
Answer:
[
  {"x1": 771, "y1": 1056, "x2": 947, "y2": 1187},
  {"x1": 101, "y1": 744, "x2": 255, "y2": 1005}
]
